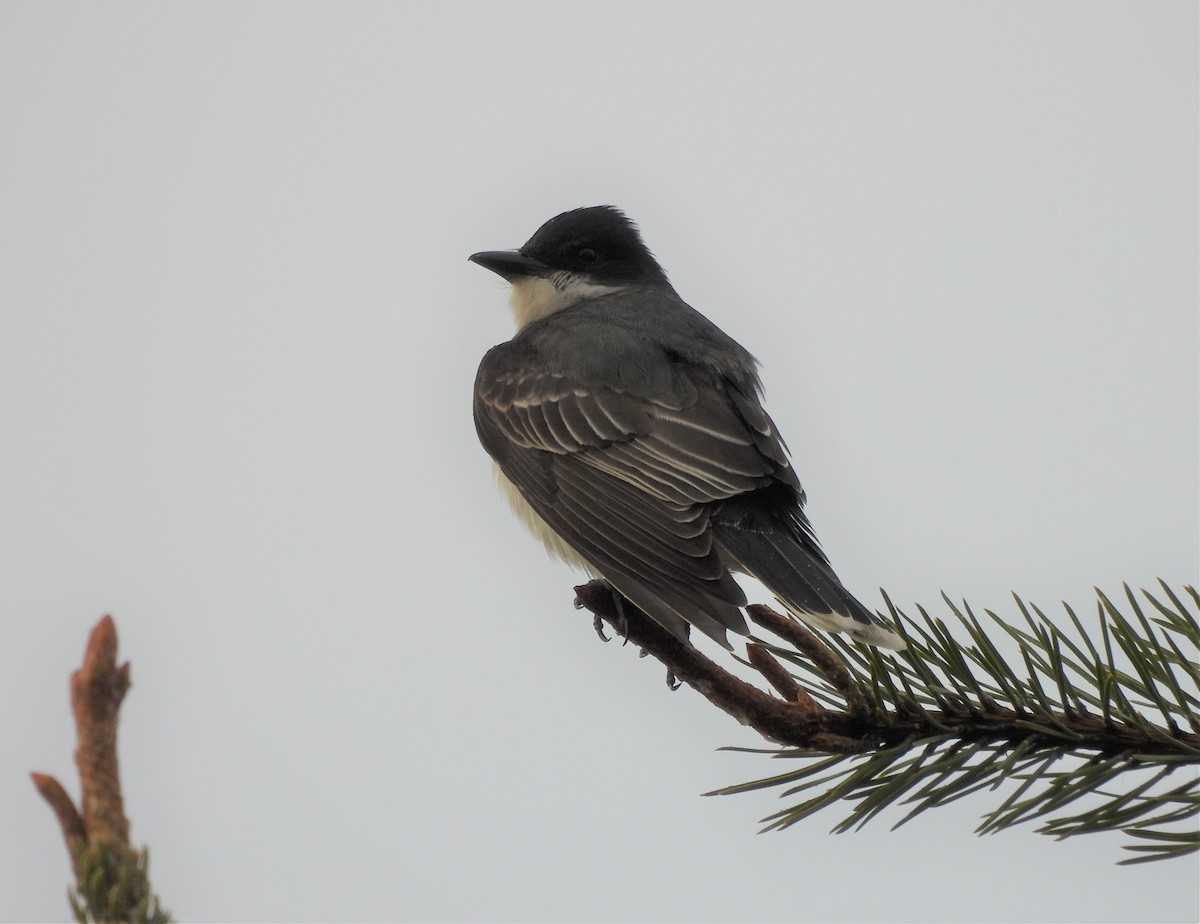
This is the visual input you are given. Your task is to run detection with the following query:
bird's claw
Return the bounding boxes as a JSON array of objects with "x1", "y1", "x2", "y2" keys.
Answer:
[
  {"x1": 593, "y1": 613, "x2": 610, "y2": 642},
  {"x1": 608, "y1": 587, "x2": 632, "y2": 646}
]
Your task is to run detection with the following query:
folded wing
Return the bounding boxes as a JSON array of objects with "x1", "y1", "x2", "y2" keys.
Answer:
[{"x1": 475, "y1": 357, "x2": 795, "y2": 646}]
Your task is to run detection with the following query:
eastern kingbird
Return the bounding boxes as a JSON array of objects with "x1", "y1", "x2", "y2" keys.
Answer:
[{"x1": 471, "y1": 206, "x2": 904, "y2": 651}]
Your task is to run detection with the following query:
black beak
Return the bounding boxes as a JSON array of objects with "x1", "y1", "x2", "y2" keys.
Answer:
[{"x1": 468, "y1": 250, "x2": 552, "y2": 282}]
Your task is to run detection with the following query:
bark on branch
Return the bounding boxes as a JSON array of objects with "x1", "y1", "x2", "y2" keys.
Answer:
[
  {"x1": 573, "y1": 580, "x2": 1200, "y2": 756},
  {"x1": 31, "y1": 615, "x2": 169, "y2": 923}
]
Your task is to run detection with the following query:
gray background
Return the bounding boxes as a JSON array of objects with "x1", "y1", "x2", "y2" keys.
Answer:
[{"x1": 2, "y1": 3, "x2": 1197, "y2": 921}]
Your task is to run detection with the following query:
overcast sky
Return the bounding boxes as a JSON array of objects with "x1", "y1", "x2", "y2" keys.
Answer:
[{"x1": 2, "y1": 3, "x2": 1197, "y2": 922}]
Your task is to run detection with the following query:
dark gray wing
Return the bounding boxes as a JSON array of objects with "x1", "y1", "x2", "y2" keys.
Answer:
[{"x1": 474, "y1": 350, "x2": 799, "y2": 647}]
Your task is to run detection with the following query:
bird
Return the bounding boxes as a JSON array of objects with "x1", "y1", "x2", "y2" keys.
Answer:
[{"x1": 470, "y1": 206, "x2": 905, "y2": 651}]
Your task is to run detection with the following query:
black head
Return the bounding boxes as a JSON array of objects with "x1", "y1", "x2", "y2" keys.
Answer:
[
  {"x1": 470, "y1": 206, "x2": 669, "y2": 287},
  {"x1": 521, "y1": 206, "x2": 668, "y2": 285}
]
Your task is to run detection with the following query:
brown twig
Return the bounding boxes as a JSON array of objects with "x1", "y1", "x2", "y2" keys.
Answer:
[
  {"x1": 575, "y1": 582, "x2": 840, "y2": 748},
  {"x1": 572, "y1": 580, "x2": 1200, "y2": 756},
  {"x1": 30, "y1": 773, "x2": 87, "y2": 878},
  {"x1": 72, "y1": 615, "x2": 132, "y2": 850},
  {"x1": 744, "y1": 644, "x2": 803, "y2": 703},
  {"x1": 31, "y1": 615, "x2": 168, "y2": 922},
  {"x1": 745, "y1": 644, "x2": 824, "y2": 716},
  {"x1": 746, "y1": 604, "x2": 872, "y2": 718},
  {"x1": 33, "y1": 615, "x2": 133, "y2": 860}
]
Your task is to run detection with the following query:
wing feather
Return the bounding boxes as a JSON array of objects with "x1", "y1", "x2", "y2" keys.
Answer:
[
  {"x1": 519, "y1": 404, "x2": 561, "y2": 452},
  {"x1": 474, "y1": 354, "x2": 792, "y2": 646},
  {"x1": 555, "y1": 394, "x2": 598, "y2": 445}
]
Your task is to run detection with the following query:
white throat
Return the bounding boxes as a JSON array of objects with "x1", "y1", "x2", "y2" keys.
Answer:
[{"x1": 509, "y1": 273, "x2": 625, "y2": 329}]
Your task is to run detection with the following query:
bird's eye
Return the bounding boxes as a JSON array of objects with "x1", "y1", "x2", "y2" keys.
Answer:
[{"x1": 575, "y1": 247, "x2": 598, "y2": 265}]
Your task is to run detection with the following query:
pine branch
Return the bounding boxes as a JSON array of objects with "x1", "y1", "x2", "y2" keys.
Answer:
[
  {"x1": 32, "y1": 616, "x2": 171, "y2": 923},
  {"x1": 573, "y1": 580, "x2": 1200, "y2": 864}
]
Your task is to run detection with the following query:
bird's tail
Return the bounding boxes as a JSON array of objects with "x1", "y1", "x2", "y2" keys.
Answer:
[{"x1": 715, "y1": 524, "x2": 907, "y2": 650}]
